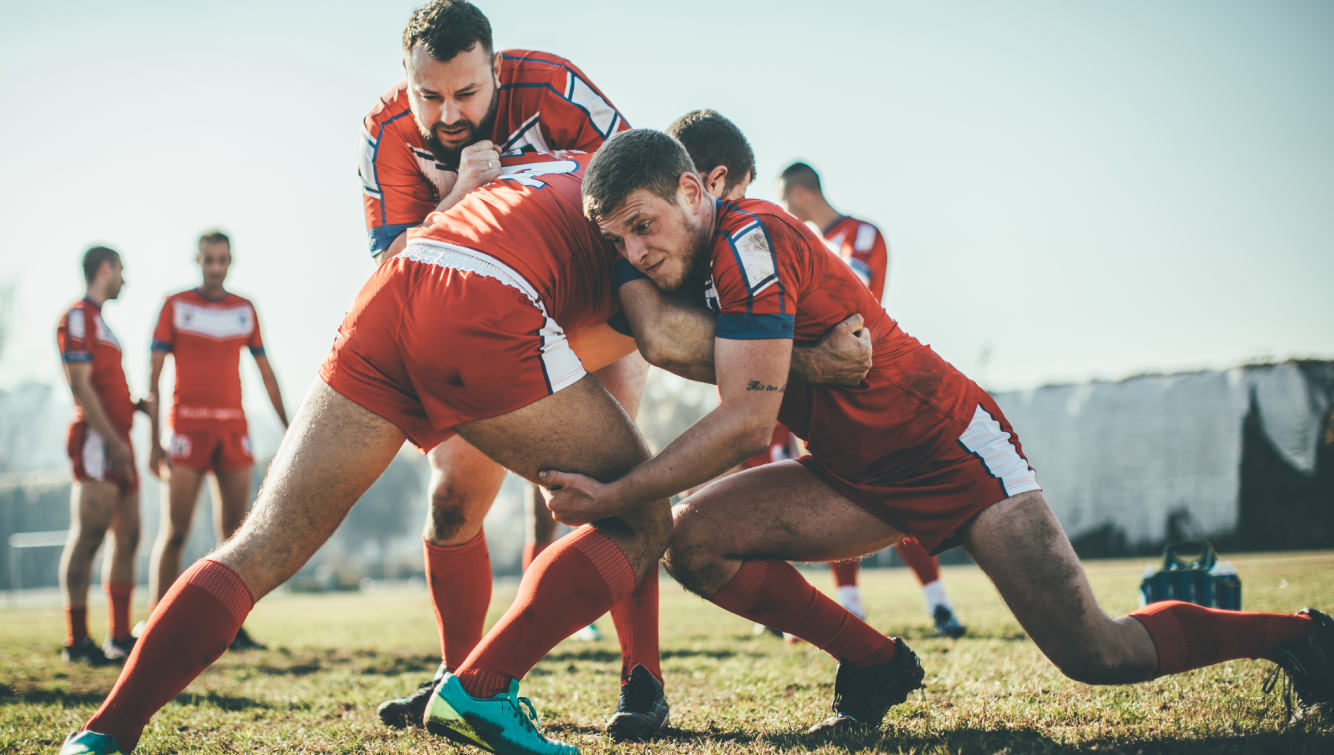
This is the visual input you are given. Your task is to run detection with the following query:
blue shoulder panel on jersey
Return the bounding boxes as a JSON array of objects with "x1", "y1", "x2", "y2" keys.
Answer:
[
  {"x1": 606, "y1": 312, "x2": 633, "y2": 336},
  {"x1": 249, "y1": 346, "x2": 266, "y2": 357},
  {"x1": 716, "y1": 313, "x2": 795, "y2": 340},
  {"x1": 614, "y1": 257, "x2": 650, "y2": 288},
  {"x1": 150, "y1": 340, "x2": 174, "y2": 352},
  {"x1": 369, "y1": 223, "x2": 415, "y2": 256},
  {"x1": 62, "y1": 351, "x2": 92, "y2": 363}
]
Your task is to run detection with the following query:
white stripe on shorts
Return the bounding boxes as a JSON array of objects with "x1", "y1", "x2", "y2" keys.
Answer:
[
  {"x1": 401, "y1": 240, "x2": 586, "y2": 393},
  {"x1": 81, "y1": 427, "x2": 109, "y2": 481},
  {"x1": 957, "y1": 404, "x2": 1042, "y2": 497}
]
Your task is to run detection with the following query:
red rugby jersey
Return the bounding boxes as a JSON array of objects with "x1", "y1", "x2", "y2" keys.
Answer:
[
  {"x1": 151, "y1": 290, "x2": 265, "y2": 432},
  {"x1": 406, "y1": 152, "x2": 620, "y2": 332},
  {"x1": 821, "y1": 215, "x2": 888, "y2": 303},
  {"x1": 56, "y1": 299, "x2": 135, "y2": 431},
  {"x1": 360, "y1": 50, "x2": 630, "y2": 257},
  {"x1": 705, "y1": 199, "x2": 980, "y2": 479}
]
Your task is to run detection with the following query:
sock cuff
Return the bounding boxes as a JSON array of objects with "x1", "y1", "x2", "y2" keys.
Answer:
[
  {"x1": 186, "y1": 559, "x2": 255, "y2": 623},
  {"x1": 104, "y1": 582, "x2": 134, "y2": 597},
  {"x1": 1129, "y1": 601, "x2": 1188, "y2": 675},
  {"x1": 710, "y1": 559, "x2": 769, "y2": 610},
  {"x1": 571, "y1": 527, "x2": 637, "y2": 604},
  {"x1": 424, "y1": 529, "x2": 487, "y2": 557}
]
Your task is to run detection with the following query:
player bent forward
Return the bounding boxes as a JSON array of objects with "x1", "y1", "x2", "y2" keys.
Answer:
[
  {"x1": 541, "y1": 129, "x2": 1334, "y2": 735},
  {"x1": 57, "y1": 153, "x2": 871, "y2": 755}
]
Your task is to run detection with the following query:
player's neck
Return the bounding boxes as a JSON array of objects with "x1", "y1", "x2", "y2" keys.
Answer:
[
  {"x1": 196, "y1": 284, "x2": 228, "y2": 301},
  {"x1": 83, "y1": 288, "x2": 106, "y2": 307},
  {"x1": 807, "y1": 201, "x2": 842, "y2": 234}
]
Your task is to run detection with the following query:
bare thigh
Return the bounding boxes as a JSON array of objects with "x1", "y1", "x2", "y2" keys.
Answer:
[
  {"x1": 454, "y1": 373, "x2": 668, "y2": 576},
  {"x1": 961, "y1": 490, "x2": 1158, "y2": 683},
  {"x1": 214, "y1": 381, "x2": 407, "y2": 598},
  {"x1": 162, "y1": 467, "x2": 207, "y2": 542},
  {"x1": 424, "y1": 434, "x2": 507, "y2": 545},
  {"x1": 592, "y1": 351, "x2": 649, "y2": 418},
  {"x1": 667, "y1": 460, "x2": 904, "y2": 596},
  {"x1": 211, "y1": 466, "x2": 253, "y2": 541}
]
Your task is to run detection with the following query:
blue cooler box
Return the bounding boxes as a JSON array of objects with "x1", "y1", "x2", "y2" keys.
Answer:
[{"x1": 1139, "y1": 540, "x2": 1242, "y2": 611}]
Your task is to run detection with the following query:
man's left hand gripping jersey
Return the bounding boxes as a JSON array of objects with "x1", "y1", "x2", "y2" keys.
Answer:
[{"x1": 359, "y1": 50, "x2": 630, "y2": 256}]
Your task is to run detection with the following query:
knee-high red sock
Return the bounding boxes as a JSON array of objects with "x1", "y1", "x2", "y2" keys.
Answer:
[
  {"x1": 65, "y1": 606, "x2": 89, "y2": 646},
  {"x1": 610, "y1": 566, "x2": 661, "y2": 683},
  {"x1": 455, "y1": 527, "x2": 636, "y2": 698},
  {"x1": 711, "y1": 559, "x2": 896, "y2": 667},
  {"x1": 105, "y1": 583, "x2": 134, "y2": 643},
  {"x1": 1129, "y1": 600, "x2": 1317, "y2": 675},
  {"x1": 84, "y1": 559, "x2": 252, "y2": 752},
  {"x1": 424, "y1": 531, "x2": 491, "y2": 672},
  {"x1": 895, "y1": 539, "x2": 940, "y2": 585},
  {"x1": 521, "y1": 541, "x2": 549, "y2": 574},
  {"x1": 829, "y1": 560, "x2": 860, "y2": 588}
]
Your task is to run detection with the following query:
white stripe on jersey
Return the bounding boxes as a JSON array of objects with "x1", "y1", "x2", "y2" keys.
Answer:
[
  {"x1": 67, "y1": 308, "x2": 86, "y2": 340},
  {"x1": 958, "y1": 405, "x2": 1041, "y2": 496},
  {"x1": 732, "y1": 222, "x2": 778, "y2": 295},
  {"x1": 854, "y1": 223, "x2": 878, "y2": 253},
  {"x1": 173, "y1": 300, "x2": 255, "y2": 341},
  {"x1": 563, "y1": 73, "x2": 618, "y2": 137}
]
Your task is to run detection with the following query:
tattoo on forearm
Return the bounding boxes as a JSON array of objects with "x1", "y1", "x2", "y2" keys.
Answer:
[{"x1": 746, "y1": 380, "x2": 785, "y2": 393}]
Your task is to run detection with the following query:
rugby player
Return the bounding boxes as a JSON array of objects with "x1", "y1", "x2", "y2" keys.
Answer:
[
  {"x1": 539, "y1": 128, "x2": 1332, "y2": 737},
  {"x1": 668, "y1": 111, "x2": 968, "y2": 638},
  {"x1": 360, "y1": 0, "x2": 649, "y2": 726},
  {"x1": 57, "y1": 152, "x2": 873, "y2": 755},
  {"x1": 145, "y1": 231, "x2": 288, "y2": 652},
  {"x1": 55, "y1": 246, "x2": 143, "y2": 665}
]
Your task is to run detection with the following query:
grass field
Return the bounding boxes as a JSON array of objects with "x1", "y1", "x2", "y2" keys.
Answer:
[{"x1": 2, "y1": 552, "x2": 1332, "y2": 754}]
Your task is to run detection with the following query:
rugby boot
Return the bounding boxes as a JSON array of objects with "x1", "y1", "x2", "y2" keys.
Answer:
[
  {"x1": 604, "y1": 664, "x2": 669, "y2": 740},
  {"x1": 228, "y1": 625, "x2": 267, "y2": 651},
  {"x1": 1265, "y1": 608, "x2": 1333, "y2": 723},
  {"x1": 808, "y1": 638, "x2": 925, "y2": 734},
  {"x1": 377, "y1": 662, "x2": 447, "y2": 728},
  {"x1": 101, "y1": 635, "x2": 136, "y2": 662},
  {"x1": 933, "y1": 605, "x2": 967, "y2": 639},
  {"x1": 61, "y1": 637, "x2": 110, "y2": 666},
  {"x1": 57, "y1": 730, "x2": 124, "y2": 755},
  {"x1": 426, "y1": 672, "x2": 577, "y2": 755}
]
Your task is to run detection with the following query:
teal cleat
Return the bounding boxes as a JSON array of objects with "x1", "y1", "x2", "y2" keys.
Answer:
[
  {"x1": 425, "y1": 672, "x2": 577, "y2": 755},
  {"x1": 58, "y1": 731, "x2": 124, "y2": 755}
]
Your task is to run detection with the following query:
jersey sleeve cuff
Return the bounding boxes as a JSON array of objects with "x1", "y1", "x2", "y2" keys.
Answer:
[
  {"x1": 62, "y1": 351, "x2": 92, "y2": 363},
  {"x1": 249, "y1": 346, "x2": 266, "y2": 357},
  {"x1": 716, "y1": 313, "x2": 795, "y2": 340},
  {"x1": 150, "y1": 340, "x2": 174, "y2": 352},
  {"x1": 606, "y1": 311, "x2": 633, "y2": 336},
  {"x1": 368, "y1": 223, "x2": 416, "y2": 256},
  {"x1": 614, "y1": 257, "x2": 650, "y2": 288}
]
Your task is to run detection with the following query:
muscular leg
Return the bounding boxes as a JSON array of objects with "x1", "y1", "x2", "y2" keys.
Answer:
[
  {"x1": 211, "y1": 466, "x2": 253, "y2": 542},
  {"x1": 101, "y1": 488, "x2": 140, "y2": 644},
  {"x1": 60, "y1": 480, "x2": 119, "y2": 646},
  {"x1": 82, "y1": 381, "x2": 407, "y2": 751},
  {"x1": 148, "y1": 467, "x2": 207, "y2": 605},
  {"x1": 522, "y1": 484, "x2": 558, "y2": 571}
]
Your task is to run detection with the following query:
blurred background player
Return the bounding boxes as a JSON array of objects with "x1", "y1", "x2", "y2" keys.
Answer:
[
  {"x1": 778, "y1": 160, "x2": 966, "y2": 639},
  {"x1": 55, "y1": 246, "x2": 143, "y2": 664},
  {"x1": 146, "y1": 231, "x2": 287, "y2": 652},
  {"x1": 361, "y1": 0, "x2": 653, "y2": 727}
]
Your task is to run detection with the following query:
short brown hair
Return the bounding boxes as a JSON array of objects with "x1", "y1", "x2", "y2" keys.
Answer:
[
  {"x1": 583, "y1": 129, "x2": 698, "y2": 221},
  {"x1": 82, "y1": 246, "x2": 119, "y2": 284},
  {"x1": 198, "y1": 230, "x2": 230, "y2": 250},
  {"x1": 666, "y1": 110, "x2": 755, "y2": 197},
  {"x1": 779, "y1": 161, "x2": 822, "y2": 195},
  {"x1": 403, "y1": 0, "x2": 493, "y2": 62}
]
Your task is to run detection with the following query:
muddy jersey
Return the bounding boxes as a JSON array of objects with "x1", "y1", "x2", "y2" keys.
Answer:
[
  {"x1": 360, "y1": 50, "x2": 629, "y2": 256},
  {"x1": 151, "y1": 290, "x2": 265, "y2": 433},
  {"x1": 705, "y1": 198, "x2": 980, "y2": 480},
  {"x1": 57, "y1": 299, "x2": 135, "y2": 431},
  {"x1": 821, "y1": 215, "x2": 888, "y2": 302}
]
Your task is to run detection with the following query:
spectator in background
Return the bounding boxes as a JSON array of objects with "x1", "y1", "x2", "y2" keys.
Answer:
[{"x1": 55, "y1": 246, "x2": 144, "y2": 664}]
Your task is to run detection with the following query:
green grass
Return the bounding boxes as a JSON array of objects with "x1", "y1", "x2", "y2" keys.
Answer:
[{"x1": 3, "y1": 552, "x2": 1332, "y2": 754}]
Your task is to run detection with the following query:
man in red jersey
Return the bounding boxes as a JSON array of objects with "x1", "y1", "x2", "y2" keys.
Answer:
[
  {"x1": 59, "y1": 153, "x2": 872, "y2": 755},
  {"x1": 359, "y1": 1, "x2": 652, "y2": 727},
  {"x1": 145, "y1": 231, "x2": 288, "y2": 652},
  {"x1": 542, "y1": 129, "x2": 1331, "y2": 736},
  {"x1": 55, "y1": 246, "x2": 143, "y2": 665},
  {"x1": 776, "y1": 159, "x2": 966, "y2": 638}
]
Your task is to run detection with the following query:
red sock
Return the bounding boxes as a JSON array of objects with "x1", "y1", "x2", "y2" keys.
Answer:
[
  {"x1": 1129, "y1": 600, "x2": 1317, "y2": 675},
  {"x1": 84, "y1": 559, "x2": 253, "y2": 752},
  {"x1": 895, "y1": 539, "x2": 940, "y2": 585},
  {"x1": 105, "y1": 583, "x2": 134, "y2": 642},
  {"x1": 65, "y1": 606, "x2": 89, "y2": 646},
  {"x1": 829, "y1": 560, "x2": 860, "y2": 588},
  {"x1": 424, "y1": 532, "x2": 492, "y2": 671},
  {"x1": 455, "y1": 527, "x2": 636, "y2": 698},
  {"x1": 521, "y1": 541, "x2": 550, "y2": 574},
  {"x1": 711, "y1": 559, "x2": 896, "y2": 667},
  {"x1": 610, "y1": 566, "x2": 661, "y2": 684}
]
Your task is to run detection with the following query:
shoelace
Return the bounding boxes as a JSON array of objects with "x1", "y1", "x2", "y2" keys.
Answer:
[
  {"x1": 1262, "y1": 664, "x2": 1295, "y2": 720},
  {"x1": 515, "y1": 695, "x2": 543, "y2": 732}
]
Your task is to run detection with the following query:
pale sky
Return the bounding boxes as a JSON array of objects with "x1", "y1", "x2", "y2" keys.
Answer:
[{"x1": 3, "y1": 0, "x2": 1331, "y2": 431}]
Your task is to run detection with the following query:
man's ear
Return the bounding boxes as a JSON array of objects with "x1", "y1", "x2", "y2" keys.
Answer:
[
  {"x1": 493, "y1": 51, "x2": 503, "y2": 86},
  {"x1": 704, "y1": 166, "x2": 729, "y2": 198},
  {"x1": 679, "y1": 171, "x2": 706, "y2": 210}
]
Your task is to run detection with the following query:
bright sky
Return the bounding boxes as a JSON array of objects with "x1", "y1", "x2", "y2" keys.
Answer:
[{"x1": 3, "y1": 0, "x2": 1331, "y2": 426}]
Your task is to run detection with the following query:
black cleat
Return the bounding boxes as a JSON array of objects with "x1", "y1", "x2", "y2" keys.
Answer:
[
  {"x1": 101, "y1": 636, "x2": 136, "y2": 662},
  {"x1": 378, "y1": 664, "x2": 446, "y2": 729},
  {"x1": 605, "y1": 664, "x2": 670, "y2": 740},
  {"x1": 808, "y1": 638, "x2": 925, "y2": 734},
  {"x1": 1265, "y1": 608, "x2": 1333, "y2": 723},
  {"x1": 933, "y1": 605, "x2": 967, "y2": 639},
  {"x1": 228, "y1": 626, "x2": 266, "y2": 652},
  {"x1": 62, "y1": 637, "x2": 111, "y2": 666}
]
